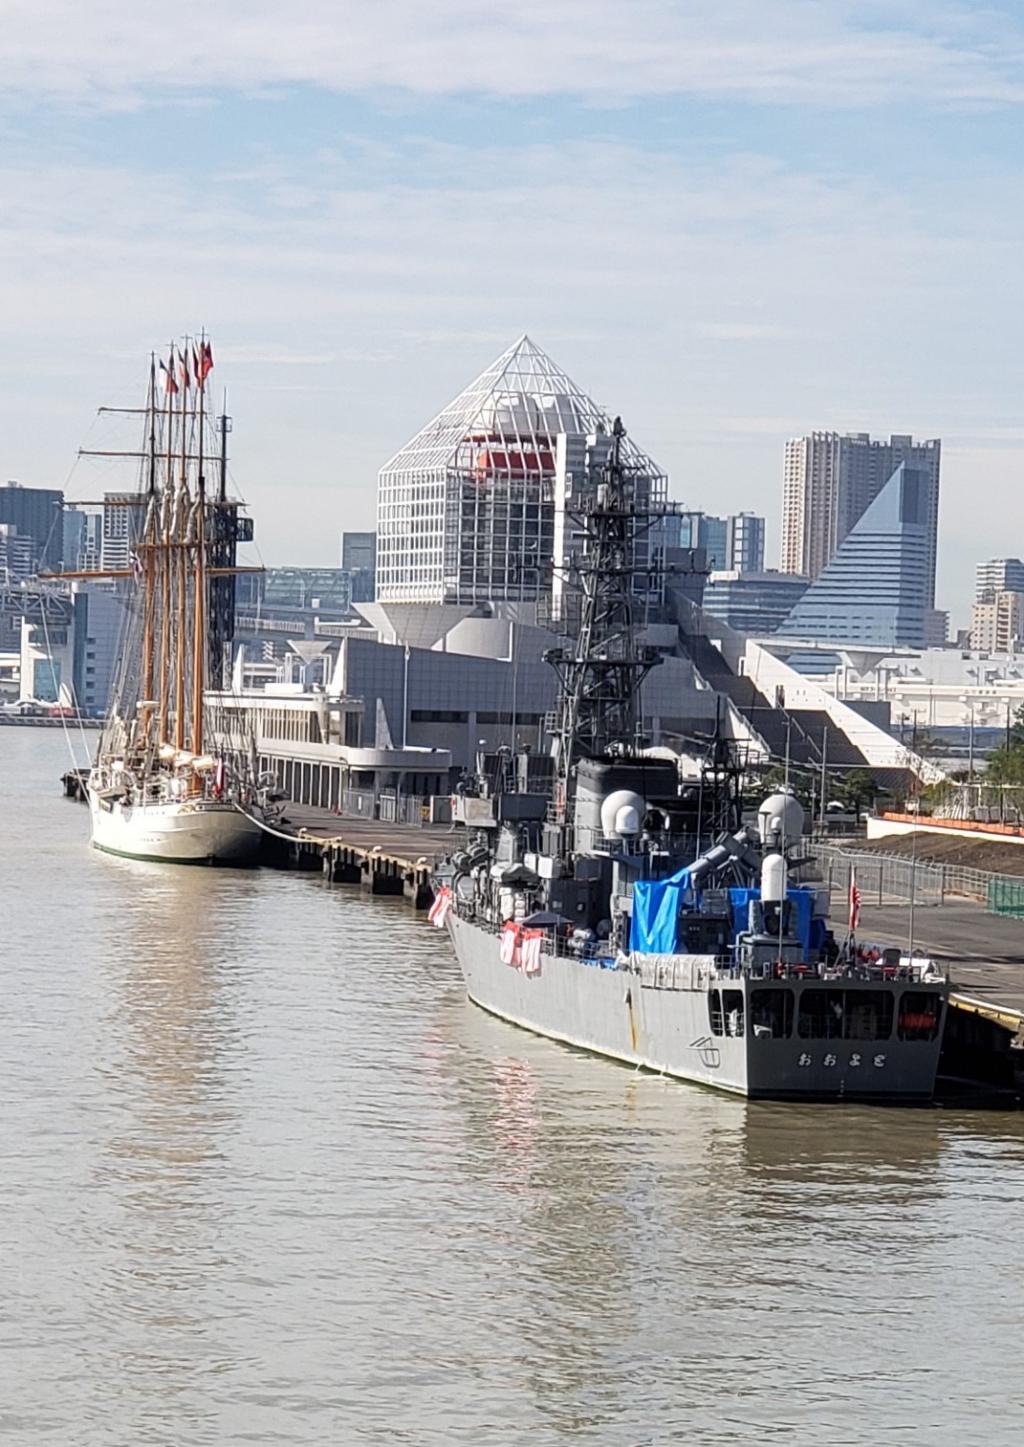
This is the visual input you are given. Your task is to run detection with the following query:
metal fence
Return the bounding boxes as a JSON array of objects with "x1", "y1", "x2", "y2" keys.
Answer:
[
  {"x1": 801, "y1": 844, "x2": 943, "y2": 908},
  {"x1": 988, "y1": 878, "x2": 1024, "y2": 917},
  {"x1": 799, "y1": 842, "x2": 1024, "y2": 918}
]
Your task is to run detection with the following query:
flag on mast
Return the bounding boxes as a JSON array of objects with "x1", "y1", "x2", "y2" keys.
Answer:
[
  {"x1": 849, "y1": 869, "x2": 862, "y2": 932},
  {"x1": 179, "y1": 350, "x2": 191, "y2": 390},
  {"x1": 197, "y1": 341, "x2": 214, "y2": 384},
  {"x1": 428, "y1": 885, "x2": 453, "y2": 928},
  {"x1": 159, "y1": 357, "x2": 179, "y2": 395}
]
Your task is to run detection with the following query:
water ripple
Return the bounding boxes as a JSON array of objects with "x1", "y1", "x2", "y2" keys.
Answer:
[{"x1": 1, "y1": 733, "x2": 1023, "y2": 1445}]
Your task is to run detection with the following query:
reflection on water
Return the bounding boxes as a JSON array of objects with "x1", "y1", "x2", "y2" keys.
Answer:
[{"x1": 2, "y1": 732, "x2": 1024, "y2": 1446}]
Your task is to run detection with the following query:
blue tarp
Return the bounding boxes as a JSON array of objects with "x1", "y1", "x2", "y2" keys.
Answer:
[
  {"x1": 630, "y1": 867, "x2": 694, "y2": 954},
  {"x1": 727, "y1": 885, "x2": 817, "y2": 954},
  {"x1": 632, "y1": 875, "x2": 826, "y2": 957}
]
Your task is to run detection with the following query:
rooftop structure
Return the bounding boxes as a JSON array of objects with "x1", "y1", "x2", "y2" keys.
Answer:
[{"x1": 376, "y1": 336, "x2": 666, "y2": 604}]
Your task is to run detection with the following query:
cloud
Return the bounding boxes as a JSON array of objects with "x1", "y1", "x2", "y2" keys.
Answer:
[
  {"x1": 0, "y1": 122, "x2": 1021, "y2": 620},
  {"x1": 2, "y1": 0, "x2": 1024, "y2": 108},
  {"x1": 696, "y1": 322, "x2": 792, "y2": 341}
]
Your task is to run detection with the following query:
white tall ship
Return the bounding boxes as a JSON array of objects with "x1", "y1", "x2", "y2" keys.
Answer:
[
  {"x1": 67, "y1": 337, "x2": 264, "y2": 864},
  {"x1": 434, "y1": 418, "x2": 949, "y2": 1103}
]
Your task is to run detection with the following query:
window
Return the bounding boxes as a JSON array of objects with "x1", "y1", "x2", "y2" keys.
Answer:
[
  {"x1": 798, "y1": 989, "x2": 846, "y2": 1039},
  {"x1": 750, "y1": 989, "x2": 793, "y2": 1040},
  {"x1": 844, "y1": 991, "x2": 894, "y2": 1041},
  {"x1": 898, "y1": 992, "x2": 943, "y2": 1042},
  {"x1": 799, "y1": 989, "x2": 894, "y2": 1040},
  {"x1": 708, "y1": 990, "x2": 724, "y2": 1037},
  {"x1": 722, "y1": 989, "x2": 745, "y2": 1038}
]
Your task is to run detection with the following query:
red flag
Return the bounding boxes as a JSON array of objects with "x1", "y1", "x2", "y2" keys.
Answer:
[
  {"x1": 159, "y1": 357, "x2": 179, "y2": 395},
  {"x1": 179, "y1": 351, "x2": 191, "y2": 390},
  {"x1": 198, "y1": 342, "x2": 214, "y2": 384},
  {"x1": 849, "y1": 869, "x2": 862, "y2": 932}
]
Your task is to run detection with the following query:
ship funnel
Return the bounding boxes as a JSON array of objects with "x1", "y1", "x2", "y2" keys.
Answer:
[{"x1": 601, "y1": 788, "x2": 645, "y2": 840}]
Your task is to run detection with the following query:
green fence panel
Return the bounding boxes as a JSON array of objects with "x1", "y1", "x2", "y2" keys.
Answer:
[{"x1": 987, "y1": 877, "x2": 1024, "y2": 917}]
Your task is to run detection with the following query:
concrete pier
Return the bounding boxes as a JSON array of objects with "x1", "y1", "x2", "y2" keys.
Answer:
[{"x1": 270, "y1": 803, "x2": 459, "y2": 909}]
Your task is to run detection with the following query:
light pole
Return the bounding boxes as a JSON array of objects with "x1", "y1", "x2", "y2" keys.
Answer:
[{"x1": 959, "y1": 694, "x2": 976, "y2": 782}]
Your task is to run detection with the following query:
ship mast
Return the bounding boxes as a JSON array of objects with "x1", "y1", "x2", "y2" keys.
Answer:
[
  {"x1": 138, "y1": 355, "x2": 159, "y2": 742},
  {"x1": 173, "y1": 344, "x2": 190, "y2": 750},
  {"x1": 545, "y1": 417, "x2": 663, "y2": 830},
  {"x1": 191, "y1": 333, "x2": 208, "y2": 754},
  {"x1": 158, "y1": 344, "x2": 176, "y2": 743}
]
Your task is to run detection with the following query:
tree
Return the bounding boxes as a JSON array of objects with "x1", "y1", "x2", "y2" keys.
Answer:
[
  {"x1": 835, "y1": 768, "x2": 879, "y2": 816},
  {"x1": 984, "y1": 704, "x2": 1024, "y2": 786}
]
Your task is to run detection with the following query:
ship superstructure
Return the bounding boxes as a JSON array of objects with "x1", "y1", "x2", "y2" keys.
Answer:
[
  {"x1": 61, "y1": 339, "x2": 265, "y2": 864},
  {"x1": 435, "y1": 418, "x2": 948, "y2": 1101}
]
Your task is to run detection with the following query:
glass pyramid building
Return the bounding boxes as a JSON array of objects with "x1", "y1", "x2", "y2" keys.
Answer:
[
  {"x1": 779, "y1": 462, "x2": 929, "y2": 648},
  {"x1": 376, "y1": 336, "x2": 666, "y2": 604}
]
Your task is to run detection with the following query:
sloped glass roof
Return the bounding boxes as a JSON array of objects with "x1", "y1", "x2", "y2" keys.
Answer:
[{"x1": 380, "y1": 335, "x2": 663, "y2": 478}]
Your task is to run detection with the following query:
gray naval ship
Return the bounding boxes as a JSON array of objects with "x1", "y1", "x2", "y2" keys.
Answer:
[{"x1": 434, "y1": 420, "x2": 948, "y2": 1102}]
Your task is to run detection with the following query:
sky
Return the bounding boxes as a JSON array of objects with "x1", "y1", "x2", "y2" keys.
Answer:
[{"x1": 3, "y1": 0, "x2": 1024, "y2": 623}]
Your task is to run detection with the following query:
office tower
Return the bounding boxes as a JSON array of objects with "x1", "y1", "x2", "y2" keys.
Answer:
[
  {"x1": 922, "y1": 609, "x2": 949, "y2": 648},
  {"x1": 100, "y1": 492, "x2": 142, "y2": 572},
  {"x1": 341, "y1": 531, "x2": 377, "y2": 603},
  {"x1": 78, "y1": 510, "x2": 102, "y2": 571},
  {"x1": 782, "y1": 432, "x2": 940, "y2": 605},
  {"x1": 780, "y1": 463, "x2": 929, "y2": 647},
  {"x1": 62, "y1": 507, "x2": 85, "y2": 572},
  {"x1": 976, "y1": 558, "x2": 1024, "y2": 602},
  {"x1": 676, "y1": 511, "x2": 764, "y2": 572},
  {"x1": 376, "y1": 336, "x2": 666, "y2": 604},
  {"x1": 702, "y1": 570, "x2": 809, "y2": 636},
  {"x1": 726, "y1": 512, "x2": 765, "y2": 574},
  {"x1": 0, "y1": 524, "x2": 36, "y2": 583},
  {"x1": 677, "y1": 512, "x2": 727, "y2": 569},
  {"x1": 0, "y1": 481, "x2": 64, "y2": 572}
]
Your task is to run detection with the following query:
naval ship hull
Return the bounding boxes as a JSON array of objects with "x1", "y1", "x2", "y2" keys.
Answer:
[
  {"x1": 450, "y1": 915, "x2": 945, "y2": 1102},
  {"x1": 88, "y1": 791, "x2": 263, "y2": 865}
]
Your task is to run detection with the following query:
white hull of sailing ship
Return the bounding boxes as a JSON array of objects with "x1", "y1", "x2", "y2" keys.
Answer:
[
  {"x1": 88, "y1": 790, "x2": 262, "y2": 864},
  {"x1": 449, "y1": 915, "x2": 946, "y2": 1101}
]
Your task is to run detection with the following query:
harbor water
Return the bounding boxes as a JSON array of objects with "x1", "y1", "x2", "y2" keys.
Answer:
[{"x1": 2, "y1": 730, "x2": 1024, "y2": 1446}]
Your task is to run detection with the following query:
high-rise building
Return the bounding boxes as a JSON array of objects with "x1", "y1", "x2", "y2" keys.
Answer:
[
  {"x1": 976, "y1": 558, "x2": 1024, "y2": 602},
  {"x1": 100, "y1": 492, "x2": 141, "y2": 573},
  {"x1": 78, "y1": 510, "x2": 102, "y2": 571},
  {"x1": 726, "y1": 512, "x2": 765, "y2": 574},
  {"x1": 923, "y1": 608, "x2": 949, "y2": 648},
  {"x1": 376, "y1": 336, "x2": 666, "y2": 604},
  {"x1": 677, "y1": 512, "x2": 727, "y2": 569},
  {"x1": 0, "y1": 524, "x2": 36, "y2": 583},
  {"x1": 969, "y1": 591, "x2": 1024, "y2": 653},
  {"x1": 702, "y1": 570, "x2": 809, "y2": 636},
  {"x1": 779, "y1": 463, "x2": 930, "y2": 647},
  {"x1": 62, "y1": 508, "x2": 87, "y2": 573},
  {"x1": 676, "y1": 510, "x2": 764, "y2": 573},
  {"x1": 341, "y1": 531, "x2": 377, "y2": 603},
  {"x1": 0, "y1": 481, "x2": 64, "y2": 573},
  {"x1": 781, "y1": 432, "x2": 941, "y2": 605}
]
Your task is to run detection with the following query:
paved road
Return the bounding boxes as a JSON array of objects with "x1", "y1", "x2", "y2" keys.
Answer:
[{"x1": 858, "y1": 898, "x2": 1024, "y2": 1012}]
